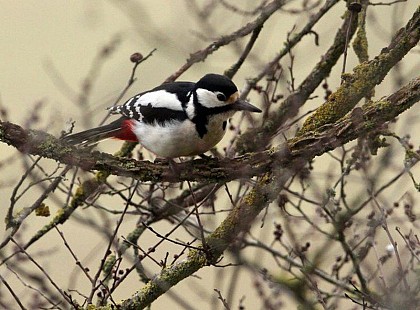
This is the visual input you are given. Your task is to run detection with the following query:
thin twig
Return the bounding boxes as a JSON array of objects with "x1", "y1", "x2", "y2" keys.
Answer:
[
  {"x1": 87, "y1": 180, "x2": 140, "y2": 304},
  {"x1": 99, "y1": 48, "x2": 157, "y2": 125},
  {"x1": 54, "y1": 226, "x2": 94, "y2": 282},
  {"x1": 372, "y1": 198, "x2": 410, "y2": 291},
  {"x1": 395, "y1": 227, "x2": 420, "y2": 263},
  {"x1": 10, "y1": 238, "x2": 71, "y2": 305},
  {"x1": 224, "y1": 24, "x2": 264, "y2": 79},
  {"x1": 214, "y1": 288, "x2": 231, "y2": 310},
  {"x1": 164, "y1": 0, "x2": 286, "y2": 83},
  {"x1": 0, "y1": 274, "x2": 27, "y2": 310}
]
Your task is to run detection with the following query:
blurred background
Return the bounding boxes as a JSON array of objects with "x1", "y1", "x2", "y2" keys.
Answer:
[{"x1": 0, "y1": 1, "x2": 419, "y2": 309}]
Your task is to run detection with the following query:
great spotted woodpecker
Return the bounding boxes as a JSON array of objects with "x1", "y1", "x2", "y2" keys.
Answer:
[{"x1": 62, "y1": 74, "x2": 261, "y2": 158}]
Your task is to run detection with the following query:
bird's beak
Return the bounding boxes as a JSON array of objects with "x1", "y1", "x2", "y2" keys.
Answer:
[{"x1": 232, "y1": 99, "x2": 262, "y2": 113}]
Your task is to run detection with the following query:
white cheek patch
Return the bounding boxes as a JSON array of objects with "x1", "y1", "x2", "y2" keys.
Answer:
[{"x1": 196, "y1": 88, "x2": 226, "y2": 108}]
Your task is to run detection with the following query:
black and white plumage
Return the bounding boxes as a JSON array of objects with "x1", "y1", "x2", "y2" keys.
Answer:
[{"x1": 62, "y1": 74, "x2": 261, "y2": 158}]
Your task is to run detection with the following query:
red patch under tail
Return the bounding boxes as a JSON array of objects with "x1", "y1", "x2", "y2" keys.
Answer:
[{"x1": 112, "y1": 119, "x2": 138, "y2": 142}]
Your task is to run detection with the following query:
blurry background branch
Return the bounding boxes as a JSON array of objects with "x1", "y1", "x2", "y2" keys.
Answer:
[{"x1": 163, "y1": 0, "x2": 287, "y2": 83}]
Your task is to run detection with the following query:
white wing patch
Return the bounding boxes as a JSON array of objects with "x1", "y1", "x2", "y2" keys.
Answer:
[
  {"x1": 108, "y1": 90, "x2": 184, "y2": 120},
  {"x1": 137, "y1": 90, "x2": 184, "y2": 110}
]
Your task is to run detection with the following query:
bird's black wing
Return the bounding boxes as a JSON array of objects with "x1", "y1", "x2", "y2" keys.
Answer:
[
  {"x1": 138, "y1": 104, "x2": 187, "y2": 125},
  {"x1": 149, "y1": 81, "x2": 195, "y2": 105},
  {"x1": 108, "y1": 81, "x2": 194, "y2": 124}
]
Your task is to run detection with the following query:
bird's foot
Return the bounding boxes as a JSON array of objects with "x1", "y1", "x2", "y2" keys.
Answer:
[
  {"x1": 154, "y1": 157, "x2": 170, "y2": 164},
  {"x1": 198, "y1": 153, "x2": 212, "y2": 160},
  {"x1": 155, "y1": 157, "x2": 180, "y2": 179}
]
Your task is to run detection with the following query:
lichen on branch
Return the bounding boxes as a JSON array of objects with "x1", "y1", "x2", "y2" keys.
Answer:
[{"x1": 298, "y1": 6, "x2": 420, "y2": 135}]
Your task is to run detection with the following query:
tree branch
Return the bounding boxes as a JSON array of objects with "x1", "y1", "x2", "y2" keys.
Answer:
[
  {"x1": 236, "y1": 2, "x2": 358, "y2": 153},
  {"x1": 1, "y1": 77, "x2": 418, "y2": 182},
  {"x1": 117, "y1": 76, "x2": 419, "y2": 309},
  {"x1": 299, "y1": 5, "x2": 419, "y2": 134},
  {"x1": 164, "y1": 0, "x2": 286, "y2": 83}
]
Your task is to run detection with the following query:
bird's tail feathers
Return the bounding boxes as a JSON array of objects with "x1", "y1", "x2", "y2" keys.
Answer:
[{"x1": 61, "y1": 117, "x2": 131, "y2": 146}]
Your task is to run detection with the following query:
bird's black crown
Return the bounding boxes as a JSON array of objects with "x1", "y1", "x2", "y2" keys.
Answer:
[{"x1": 195, "y1": 74, "x2": 238, "y2": 98}]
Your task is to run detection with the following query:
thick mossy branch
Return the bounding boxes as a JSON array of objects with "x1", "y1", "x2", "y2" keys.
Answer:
[
  {"x1": 121, "y1": 249, "x2": 208, "y2": 309},
  {"x1": 120, "y1": 174, "x2": 278, "y2": 309},
  {"x1": 298, "y1": 6, "x2": 419, "y2": 135},
  {"x1": 352, "y1": 0, "x2": 369, "y2": 64},
  {"x1": 352, "y1": 0, "x2": 374, "y2": 102},
  {"x1": 98, "y1": 77, "x2": 420, "y2": 309},
  {"x1": 290, "y1": 77, "x2": 419, "y2": 158},
  {"x1": 236, "y1": 7, "x2": 358, "y2": 154},
  {"x1": 0, "y1": 77, "x2": 419, "y2": 186},
  {"x1": 1, "y1": 72, "x2": 417, "y2": 310},
  {"x1": 119, "y1": 74, "x2": 420, "y2": 308}
]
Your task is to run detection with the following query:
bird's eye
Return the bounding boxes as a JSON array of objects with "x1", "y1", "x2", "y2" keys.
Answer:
[{"x1": 216, "y1": 93, "x2": 227, "y2": 101}]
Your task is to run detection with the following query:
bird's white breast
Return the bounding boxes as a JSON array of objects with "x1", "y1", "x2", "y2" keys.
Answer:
[{"x1": 132, "y1": 113, "x2": 231, "y2": 158}]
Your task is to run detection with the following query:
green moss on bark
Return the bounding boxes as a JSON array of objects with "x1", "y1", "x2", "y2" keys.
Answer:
[{"x1": 298, "y1": 7, "x2": 419, "y2": 135}]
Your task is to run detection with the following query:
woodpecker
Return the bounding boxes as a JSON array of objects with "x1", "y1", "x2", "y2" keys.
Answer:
[{"x1": 62, "y1": 74, "x2": 261, "y2": 158}]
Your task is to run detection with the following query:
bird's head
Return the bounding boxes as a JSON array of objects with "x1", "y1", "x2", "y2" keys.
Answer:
[{"x1": 194, "y1": 74, "x2": 262, "y2": 113}]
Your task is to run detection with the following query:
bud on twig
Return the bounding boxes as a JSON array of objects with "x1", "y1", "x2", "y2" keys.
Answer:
[{"x1": 130, "y1": 52, "x2": 144, "y2": 63}]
